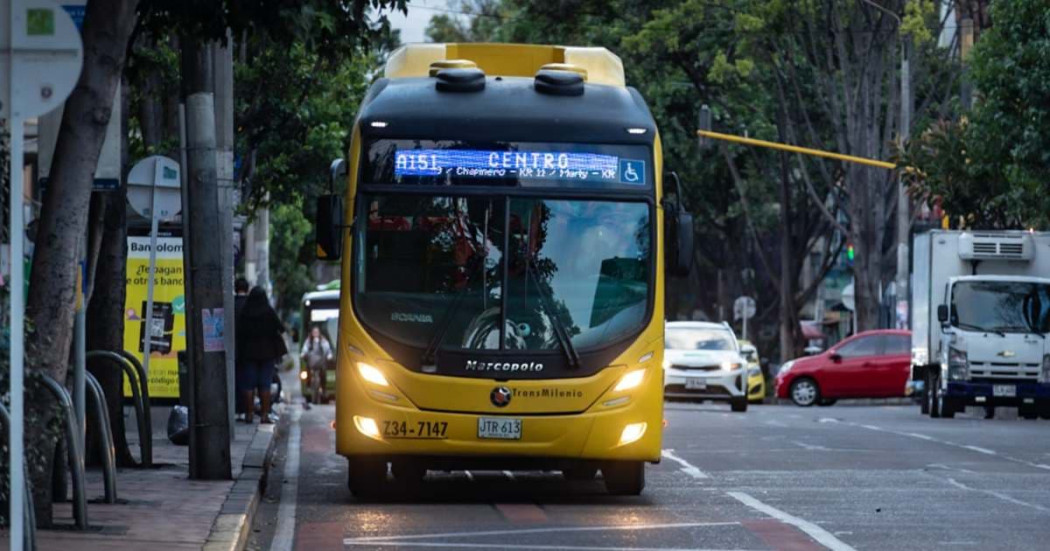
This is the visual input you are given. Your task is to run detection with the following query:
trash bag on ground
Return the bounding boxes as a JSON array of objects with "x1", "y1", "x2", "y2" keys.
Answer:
[{"x1": 167, "y1": 405, "x2": 190, "y2": 446}]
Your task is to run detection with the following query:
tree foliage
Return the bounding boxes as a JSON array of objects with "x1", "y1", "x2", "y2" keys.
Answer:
[{"x1": 906, "y1": 0, "x2": 1050, "y2": 229}]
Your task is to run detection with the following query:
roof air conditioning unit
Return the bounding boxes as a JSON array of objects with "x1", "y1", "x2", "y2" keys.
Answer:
[{"x1": 958, "y1": 232, "x2": 1034, "y2": 261}]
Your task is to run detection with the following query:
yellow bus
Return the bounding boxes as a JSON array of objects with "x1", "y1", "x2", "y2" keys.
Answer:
[{"x1": 314, "y1": 43, "x2": 693, "y2": 496}]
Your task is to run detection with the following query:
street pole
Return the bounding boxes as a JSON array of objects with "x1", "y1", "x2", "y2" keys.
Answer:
[
  {"x1": 213, "y1": 33, "x2": 236, "y2": 438},
  {"x1": 183, "y1": 91, "x2": 232, "y2": 479},
  {"x1": 7, "y1": 112, "x2": 26, "y2": 551},
  {"x1": 895, "y1": 36, "x2": 912, "y2": 329}
]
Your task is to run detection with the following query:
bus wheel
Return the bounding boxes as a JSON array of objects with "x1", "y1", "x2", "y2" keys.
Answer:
[
  {"x1": 563, "y1": 465, "x2": 598, "y2": 481},
  {"x1": 602, "y1": 461, "x2": 645, "y2": 495},
  {"x1": 348, "y1": 457, "x2": 387, "y2": 498}
]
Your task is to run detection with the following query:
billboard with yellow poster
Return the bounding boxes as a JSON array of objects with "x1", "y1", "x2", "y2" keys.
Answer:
[{"x1": 123, "y1": 236, "x2": 186, "y2": 399}]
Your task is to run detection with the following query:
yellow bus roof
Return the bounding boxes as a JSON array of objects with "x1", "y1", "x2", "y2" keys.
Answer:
[{"x1": 384, "y1": 43, "x2": 626, "y2": 87}]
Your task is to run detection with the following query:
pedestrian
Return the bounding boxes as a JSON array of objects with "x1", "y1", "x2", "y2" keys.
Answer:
[
  {"x1": 236, "y1": 286, "x2": 287, "y2": 424},
  {"x1": 300, "y1": 326, "x2": 333, "y2": 407},
  {"x1": 233, "y1": 277, "x2": 250, "y2": 416}
]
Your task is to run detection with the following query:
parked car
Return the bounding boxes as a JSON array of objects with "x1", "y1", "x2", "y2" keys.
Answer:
[
  {"x1": 738, "y1": 340, "x2": 766, "y2": 404},
  {"x1": 664, "y1": 321, "x2": 750, "y2": 412},
  {"x1": 775, "y1": 329, "x2": 912, "y2": 407}
]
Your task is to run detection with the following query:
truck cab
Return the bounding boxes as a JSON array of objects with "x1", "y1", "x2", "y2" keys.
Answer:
[{"x1": 910, "y1": 231, "x2": 1050, "y2": 419}]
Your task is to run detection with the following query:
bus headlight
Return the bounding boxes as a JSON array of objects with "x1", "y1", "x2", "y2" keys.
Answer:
[
  {"x1": 357, "y1": 362, "x2": 389, "y2": 386},
  {"x1": 353, "y1": 416, "x2": 381, "y2": 439},
  {"x1": 1041, "y1": 355, "x2": 1050, "y2": 383},
  {"x1": 614, "y1": 369, "x2": 646, "y2": 392},
  {"x1": 948, "y1": 347, "x2": 969, "y2": 381},
  {"x1": 618, "y1": 422, "x2": 647, "y2": 445}
]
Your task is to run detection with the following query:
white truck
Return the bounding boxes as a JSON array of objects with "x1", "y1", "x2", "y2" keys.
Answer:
[{"x1": 909, "y1": 230, "x2": 1050, "y2": 419}]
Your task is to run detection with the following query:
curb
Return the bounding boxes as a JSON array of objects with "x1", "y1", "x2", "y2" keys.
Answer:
[{"x1": 203, "y1": 423, "x2": 279, "y2": 551}]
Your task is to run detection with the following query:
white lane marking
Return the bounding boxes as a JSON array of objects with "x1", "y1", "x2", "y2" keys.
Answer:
[
  {"x1": 661, "y1": 449, "x2": 709, "y2": 479},
  {"x1": 727, "y1": 491, "x2": 857, "y2": 551},
  {"x1": 945, "y1": 477, "x2": 1050, "y2": 513},
  {"x1": 344, "y1": 543, "x2": 756, "y2": 551},
  {"x1": 791, "y1": 440, "x2": 831, "y2": 451},
  {"x1": 344, "y1": 521, "x2": 741, "y2": 543},
  {"x1": 270, "y1": 407, "x2": 302, "y2": 551},
  {"x1": 464, "y1": 470, "x2": 475, "y2": 481},
  {"x1": 502, "y1": 470, "x2": 517, "y2": 481},
  {"x1": 821, "y1": 418, "x2": 1050, "y2": 472}
]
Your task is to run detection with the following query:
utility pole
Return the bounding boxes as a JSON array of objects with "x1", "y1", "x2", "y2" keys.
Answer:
[
  {"x1": 895, "y1": 35, "x2": 912, "y2": 329},
  {"x1": 960, "y1": 18, "x2": 975, "y2": 109},
  {"x1": 213, "y1": 32, "x2": 237, "y2": 438},
  {"x1": 181, "y1": 41, "x2": 232, "y2": 480}
]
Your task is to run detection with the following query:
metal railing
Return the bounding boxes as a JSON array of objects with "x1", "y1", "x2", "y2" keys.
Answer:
[
  {"x1": 38, "y1": 373, "x2": 87, "y2": 529},
  {"x1": 84, "y1": 371, "x2": 117, "y2": 503},
  {"x1": 0, "y1": 402, "x2": 37, "y2": 550},
  {"x1": 85, "y1": 350, "x2": 152, "y2": 467}
]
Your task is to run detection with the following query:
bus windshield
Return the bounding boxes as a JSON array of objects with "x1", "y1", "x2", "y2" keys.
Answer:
[
  {"x1": 353, "y1": 195, "x2": 651, "y2": 354},
  {"x1": 951, "y1": 280, "x2": 1050, "y2": 334}
]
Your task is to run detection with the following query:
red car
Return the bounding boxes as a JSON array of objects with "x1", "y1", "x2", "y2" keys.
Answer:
[{"x1": 775, "y1": 329, "x2": 912, "y2": 407}]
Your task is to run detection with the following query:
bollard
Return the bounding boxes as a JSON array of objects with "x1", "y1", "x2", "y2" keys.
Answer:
[
  {"x1": 118, "y1": 350, "x2": 153, "y2": 466},
  {"x1": 0, "y1": 403, "x2": 37, "y2": 550},
  {"x1": 86, "y1": 350, "x2": 151, "y2": 467},
  {"x1": 37, "y1": 373, "x2": 88, "y2": 529},
  {"x1": 85, "y1": 372, "x2": 117, "y2": 503}
]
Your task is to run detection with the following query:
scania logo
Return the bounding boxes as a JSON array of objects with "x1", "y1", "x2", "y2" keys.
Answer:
[
  {"x1": 998, "y1": 350, "x2": 1016, "y2": 358},
  {"x1": 490, "y1": 386, "x2": 512, "y2": 407}
]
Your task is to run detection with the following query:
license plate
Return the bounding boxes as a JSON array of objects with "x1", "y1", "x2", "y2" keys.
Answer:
[
  {"x1": 478, "y1": 417, "x2": 522, "y2": 440},
  {"x1": 993, "y1": 384, "x2": 1016, "y2": 397},
  {"x1": 382, "y1": 420, "x2": 448, "y2": 439},
  {"x1": 685, "y1": 379, "x2": 708, "y2": 390}
]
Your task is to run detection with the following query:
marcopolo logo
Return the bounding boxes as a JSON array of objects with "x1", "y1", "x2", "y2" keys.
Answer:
[
  {"x1": 465, "y1": 360, "x2": 544, "y2": 373},
  {"x1": 390, "y1": 312, "x2": 434, "y2": 323}
]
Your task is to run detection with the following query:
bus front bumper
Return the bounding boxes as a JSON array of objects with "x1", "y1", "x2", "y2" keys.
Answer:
[{"x1": 336, "y1": 378, "x2": 663, "y2": 464}]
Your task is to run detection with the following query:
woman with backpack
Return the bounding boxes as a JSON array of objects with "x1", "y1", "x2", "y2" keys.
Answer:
[{"x1": 236, "y1": 286, "x2": 287, "y2": 423}]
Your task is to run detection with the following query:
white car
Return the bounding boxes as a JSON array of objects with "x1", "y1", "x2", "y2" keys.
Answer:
[{"x1": 664, "y1": 321, "x2": 749, "y2": 412}]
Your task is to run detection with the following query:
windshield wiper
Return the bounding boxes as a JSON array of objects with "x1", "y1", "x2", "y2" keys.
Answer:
[
  {"x1": 525, "y1": 261, "x2": 581, "y2": 369},
  {"x1": 420, "y1": 242, "x2": 488, "y2": 368},
  {"x1": 955, "y1": 322, "x2": 1005, "y2": 337}
]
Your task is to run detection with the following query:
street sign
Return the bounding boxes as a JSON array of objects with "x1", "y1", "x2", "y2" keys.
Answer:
[
  {"x1": 128, "y1": 155, "x2": 182, "y2": 220},
  {"x1": 842, "y1": 281, "x2": 856, "y2": 312},
  {"x1": 733, "y1": 296, "x2": 756, "y2": 321},
  {"x1": 0, "y1": 0, "x2": 83, "y2": 121}
]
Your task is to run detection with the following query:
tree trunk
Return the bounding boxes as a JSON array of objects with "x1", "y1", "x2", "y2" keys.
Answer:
[{"x1": 24, "y1": 0, "x2": 139, "y2": 526}]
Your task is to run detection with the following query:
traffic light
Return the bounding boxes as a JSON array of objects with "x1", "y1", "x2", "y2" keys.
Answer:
[{"x1": 846, "y1": 242, "x2": 855, "y2": 266}]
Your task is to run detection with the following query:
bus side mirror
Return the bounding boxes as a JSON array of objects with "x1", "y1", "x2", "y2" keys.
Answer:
[
  {"x1": 672, "y1": 210, "x2": 694, "y2": 276},
  {"x1": 937, "y1": 304, "x2": 949, "y2": 323},
  {"x1": 316, "y1": 194, "x2": 344, "y2": 261}
]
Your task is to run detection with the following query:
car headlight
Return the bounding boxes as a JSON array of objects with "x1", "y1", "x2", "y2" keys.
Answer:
[
  {"x1": 747, "y1": 366, "x2": 761, "y2": 376},
  {"x1": 947, "y1": 347, "x2": 968, "y2": 381},
  {"x1": 720, "y1": 361, "x2": 743, "y2": 372},
  {"x1": 357, "y1": 362, "x2": 389, "y2": 386},
  {"x1": 778, "y1": 360, "x2": 795, "y2": 376},
  {"x1": 1040, "y1": 355, "x2": 1050, "y2": 383}
]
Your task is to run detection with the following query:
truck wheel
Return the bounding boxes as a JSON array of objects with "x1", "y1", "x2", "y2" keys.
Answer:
[
  {"x1": 984, "y1": 406, "x2": 995, "y2": 419},
  {"x1": 730, "y1": 397, "x2": 748, "y2": 412},
  {"x1": 348, "y1": 457, "x2": 387, "y2": 499},
  {"x1": 603, "y1": 461, "x2": 645, "y2": 495},
  {"x1": 790, "y1": 378, "x2": 820, "y2": 407},
  {"x1": 927, "y1": 372, "x2": 941, "y2": 418},
  {"x1": 1019, "y1": 406, "x2": 1039, "y2": 420}
]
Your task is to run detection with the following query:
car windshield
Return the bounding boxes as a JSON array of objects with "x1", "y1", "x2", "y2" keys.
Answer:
[
  {"x1": 665, "y1": 328, "x2": 735, "y2": 351},
  {"x1": 951, "y1": 280, "x2": 1050, "y2": 334},
  {"x1": 353, "y1": 195, "x2": 651, "y2": 352}
]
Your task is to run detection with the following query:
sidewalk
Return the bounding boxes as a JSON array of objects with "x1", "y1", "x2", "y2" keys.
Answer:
[{"x1": 26, "y1": 406, "x2": 276, "y2": 551}]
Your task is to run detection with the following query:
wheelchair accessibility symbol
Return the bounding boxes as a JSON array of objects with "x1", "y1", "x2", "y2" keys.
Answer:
[{"x1": 618, "y1": 159, "x2": 646, "y2": 185}]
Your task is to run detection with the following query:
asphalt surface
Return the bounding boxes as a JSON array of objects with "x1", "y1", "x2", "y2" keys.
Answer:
[{"x1": 248, "y1": 377, "x2": 1050, "y2": 551}]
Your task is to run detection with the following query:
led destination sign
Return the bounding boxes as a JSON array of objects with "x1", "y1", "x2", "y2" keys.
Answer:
[{"x1": 394, "y1": 149, "x2": 647, "y2": 186}]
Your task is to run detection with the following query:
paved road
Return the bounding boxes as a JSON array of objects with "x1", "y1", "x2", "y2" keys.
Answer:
[{"x1": 249, "y1": 385, "x2": 1050, "y2": 551}]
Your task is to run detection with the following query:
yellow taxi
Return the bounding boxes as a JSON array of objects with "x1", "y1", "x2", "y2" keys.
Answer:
[{"x1": 739, "y1": 341, "x2": 765, "y2": 403}]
